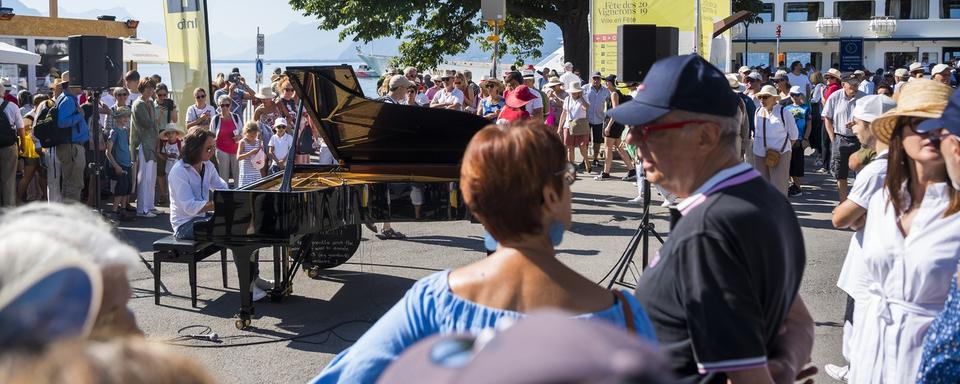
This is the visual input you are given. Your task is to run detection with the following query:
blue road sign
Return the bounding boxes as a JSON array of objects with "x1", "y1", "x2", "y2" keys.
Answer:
[
  {"x1": 839, "y1": 39, "x2": 863, "y2": 71},
  {"x1": 255, "y1": 58, "x2": 264, "y2": 75}
]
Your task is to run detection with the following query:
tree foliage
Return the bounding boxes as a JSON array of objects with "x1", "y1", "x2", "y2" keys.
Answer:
[
  {"x1": 288, "y1": 0, "x2": 567, "y2": 70},
  {"x1": 733, "y1": 0, "x2": 766, "y2": 24}
]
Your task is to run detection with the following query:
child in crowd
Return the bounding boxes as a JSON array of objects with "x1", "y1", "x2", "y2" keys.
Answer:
[
  {"x1": 236, "y1": 122, "x2": 264, "y2": 187},
  {"x1": 105, "y1": 108, "x2": 134, "y2": 220},
  {"x1": 267, "y1": 117, "x2": 292, "y2": 174},
  {"x1": 154, "y1": 124, "x2": 181, "y2": 206},
  {"x1": 159, "y1": 124, "x2": 183, "y2": 175},
  {"x1": 17, "y1": 115, "x2": 41, "y2": 204}
]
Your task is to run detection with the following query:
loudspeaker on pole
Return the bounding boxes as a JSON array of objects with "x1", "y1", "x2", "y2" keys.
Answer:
[
  {"x1": 67, "y1": 35, "x2": 123, "y2": 89},
  {"x1": 617, "y1": 25, "x2": 679, "y2": 83}
]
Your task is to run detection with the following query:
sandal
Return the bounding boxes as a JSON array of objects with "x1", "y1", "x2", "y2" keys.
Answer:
[{"x1": 377, "y1": 228, "x2": 406, "y2": 240}]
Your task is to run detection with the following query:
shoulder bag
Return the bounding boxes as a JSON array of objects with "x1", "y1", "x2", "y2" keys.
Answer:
[{"x1": 763, "y1": 106, "x2": 790, "y2": 168}]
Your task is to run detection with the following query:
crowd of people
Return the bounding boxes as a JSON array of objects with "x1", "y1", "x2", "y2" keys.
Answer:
[{"x1": 3, "y1": 51, "x2": 960, "y2": 384}]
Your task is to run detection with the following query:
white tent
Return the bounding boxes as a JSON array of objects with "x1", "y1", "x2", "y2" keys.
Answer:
[
  {"x1": 0, "y1": 42, "x2": 40, "y2": 66},
  {"x1": 535, "y1": 47, "x2": 565, "y2": 73},
  {"x1": 122, "y1": 38, "x2": 167, "y2": 64}
]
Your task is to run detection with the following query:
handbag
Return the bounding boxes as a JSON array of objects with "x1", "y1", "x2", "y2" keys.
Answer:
[
  {"x1": 251, "y1": 141, "x2": 266, "y2": 170},
  {"x1": 763, "y1": 106, "x2": 790, "y2": 168},
  {"x1": 570, "y1": 118, "x2": 590, "y2": 136}
]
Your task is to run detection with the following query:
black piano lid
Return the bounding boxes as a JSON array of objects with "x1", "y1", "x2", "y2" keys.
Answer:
[{"x1": 285, "y1": 65, "x2": 492, "y2": 166}]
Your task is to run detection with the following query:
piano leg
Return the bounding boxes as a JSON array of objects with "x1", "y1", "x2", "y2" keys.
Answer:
[
  {"x1": 269, "y1": 246, "x2": 290, "y2": 302},
  {"x1": 231, "y1": 245, "x2": 259, "y2": 330}
]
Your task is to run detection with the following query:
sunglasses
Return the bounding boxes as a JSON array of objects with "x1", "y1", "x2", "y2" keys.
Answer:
[
  {"x1": 157, "y1": 93, "x2": 168, "y2": 97},
  {"x1": 633, "y1": 120, "x2": 709, "y2": 142},
  {"x1": 196, "y1": 94, "x2": 206, "y2": 99},
  {"x1": 556, "y1": 162, "x2": 577, "y2": 186},
  {"x1": 906, "y1": 118, "x2": 940, "y2": 144},
  {"x1": 284, "y1": 88, "x2": 294, "y2": 92},
  {"x1": 484, "y1": 84, "x2": 497, "y2": 88},
  {"x1": 205, "y1": 146, "x2": 215, "y2": 153},
  {"x1": 219, "y1": 104, "x2": 230, "y2": 107}
]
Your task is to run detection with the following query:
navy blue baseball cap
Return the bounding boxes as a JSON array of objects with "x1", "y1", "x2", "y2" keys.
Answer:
[
  {"x1": 915, "y1": 89, "x2": 960, "y2": 137},
  {"x1": 607, "y1": 54, "x2": 740, "y2": 126}
]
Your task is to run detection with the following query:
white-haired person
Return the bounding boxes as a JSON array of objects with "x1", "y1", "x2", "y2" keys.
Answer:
[
  {"x1": 211, "y1": 94, "x2": 242, "y2": 188},
  {"x1": 168, "y1": 128, "x2": 271, "y2": 301},
  {"x1": 752, "y1": 84, "x2": 799, "y2": 195},
  {"x1": 0, "y1": 203, "x2": 142, "y2": 340}
]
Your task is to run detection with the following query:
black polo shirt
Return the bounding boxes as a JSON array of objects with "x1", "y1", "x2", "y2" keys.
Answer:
[{"x1": 635, "y1": 167, "x2": 805, "y2": 384}]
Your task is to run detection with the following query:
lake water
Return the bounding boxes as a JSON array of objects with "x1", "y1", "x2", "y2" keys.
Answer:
[{"x1": 138, "y1": 60, "x2": 381, "y2": 96}]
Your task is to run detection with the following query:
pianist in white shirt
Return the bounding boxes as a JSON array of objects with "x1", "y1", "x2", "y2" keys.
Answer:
[{"x1": 168, "y1": 128, "x2": 272, "y2": 301}]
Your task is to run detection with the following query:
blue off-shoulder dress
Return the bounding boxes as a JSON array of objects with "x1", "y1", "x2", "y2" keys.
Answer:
[
  {"x1": 918, "y1": 275, "x2": 960, "y2": 384},
  {"x1": 308, "y1": 270, "x2": 657, "y2": 384}
]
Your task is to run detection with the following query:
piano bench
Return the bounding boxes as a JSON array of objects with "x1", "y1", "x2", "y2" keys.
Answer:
[{"x1": 152, "y1": 236, "x2": 228, "y2": 308}]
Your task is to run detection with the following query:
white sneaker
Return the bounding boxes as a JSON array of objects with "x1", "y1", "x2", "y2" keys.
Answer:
[
  {"x1": 628, "y1": 196, "x2": 644, "y2": 204},
  {"x1": 136, "y1": 211, "x2": 157, "y2": 218},
  {"x1": 149, "y1": 208, "x2": 162, "y2": 215},
  {"x1": 251, "y1": 284, "x2": 267, "y2": 302},
  {"x1": 255, "y1": 277, "x2": 274, "y2": 291},
  {"x1": 660, "y1": 199, "x2": 672, "y2": 207},
  {"x1": 824, "y1": 364, "x2": 849, "y2": 382}
]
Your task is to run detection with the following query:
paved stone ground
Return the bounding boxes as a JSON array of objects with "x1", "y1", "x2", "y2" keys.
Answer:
[{"x1": 123, "y1": 157, "x2": 849, "y2": 383}]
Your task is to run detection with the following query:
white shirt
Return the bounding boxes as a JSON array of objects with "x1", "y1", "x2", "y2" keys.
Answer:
[
  {"x1": 186, "y1": 104, "x2": 217, "y2": 126},
  {"x1": 810, "y1": 83, "x2": 826, "y2": 104},
  {"x1": 848, "y1": 183, "x2": 960, "y2": 384},
  {"x1": 752, "y1": 105, "x2": 799, "y2": 156},
  {"x1": 786, "y1": 72, "x2": 812, "y2": 95},
  {"x1": 562, "y1": 95, "x2": 587, "y2": 128},
  {"x1": 559, "y1": 71, "x2": 580, "y2": 91},
  {"x1": 837, "y1": 152, "x2": 888, "y2": 302},
  {"x1": 269, "y1": 133, "x2": 294, "y2": 162},
  {"x1": 1, "y1": 100, "x2": 23, "y2": 130},
  {"x1": 525, "y1": 90, "x2": 543, "y2": 115},
  {"x1": 126, "y1": 91, "x2": 141, "y2": 106},
  {"x1": 858, "y1": 80, "x2": 875, "y2": 95},
  {"x1": 168, "y1": 159, "x2": 229, "y2": 232},
  {"x1": 431, "y1": 88, "x2": 464, "y2": 109}
]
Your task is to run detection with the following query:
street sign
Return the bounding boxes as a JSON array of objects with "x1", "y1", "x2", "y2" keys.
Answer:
[
  {"x1": 256, "y1": 33, "x2": 264, "y2": 55},
  {"x1": 775, "y1": 24, "x2": 782, "y2": 38},
  {"x1": 839, "y1": 38, "x2": 864, "y2": 71},
  {"x1": 255, "y1": 58, "x2": 263, "y2": 75}
]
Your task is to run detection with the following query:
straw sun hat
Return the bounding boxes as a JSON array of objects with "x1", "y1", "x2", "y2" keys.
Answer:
[
  {"x1": 870, "y1": 78, "x2": 953, "y2": 144},
  {"x1": 755, "y1": 85, "x2": 779, "y2": 99}
]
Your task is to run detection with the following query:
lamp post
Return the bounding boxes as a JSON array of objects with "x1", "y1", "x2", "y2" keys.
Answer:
[{"x1": 744, "y1": 23, "x2": 749, "y2": 66}]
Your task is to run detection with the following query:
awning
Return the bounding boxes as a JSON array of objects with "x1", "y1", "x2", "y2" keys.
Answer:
[{"x1": 0, "y1": 42, "x2": 41, "y2": 66}]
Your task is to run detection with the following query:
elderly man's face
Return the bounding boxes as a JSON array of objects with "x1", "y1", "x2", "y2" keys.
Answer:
[
  {"x1": 591, "y1": 77, "x2": 601, "y2": 87},
  {"x1": 627, "y1": 113, "x2": 712, "y2": 196},
  {"x1": 90, "y1": 265, "x2": 141, "y2": 340},
  {"x1": 405, "y1": 69, "x2": 417, "y2": 80}
]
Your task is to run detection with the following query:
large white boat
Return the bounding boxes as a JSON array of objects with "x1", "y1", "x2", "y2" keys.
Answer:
[{"x1": 355, "y1": 46, "x2": 394, "y2": 75}]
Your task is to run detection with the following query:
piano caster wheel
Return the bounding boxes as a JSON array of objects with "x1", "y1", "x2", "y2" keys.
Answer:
[
  {"x1": 306, "y1": 267, "x2": 320, "y2": 279},
  {"x1": 235, "y1": 318, "x2": 251, "y2": 330}
]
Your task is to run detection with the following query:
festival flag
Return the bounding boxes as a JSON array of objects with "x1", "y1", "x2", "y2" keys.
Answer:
[{"x1": 162, "y1": 0, "x2": 212, "y2": 132}]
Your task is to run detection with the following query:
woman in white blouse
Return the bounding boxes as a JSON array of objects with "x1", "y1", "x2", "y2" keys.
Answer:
[
  {"x1": 847, "y1": 79, "x2": 960, "y2": 384},
  {"x1": 752, "y1": 85, "x2": 799, "y2": 195}
]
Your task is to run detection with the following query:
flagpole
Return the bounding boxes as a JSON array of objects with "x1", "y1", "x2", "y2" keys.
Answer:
[
  {"x1": 202, "y1": 0, "x2": 214, "y2": 105},
  {"x1": 693, "y1": 0, "x2": 702, "y2": 55}
]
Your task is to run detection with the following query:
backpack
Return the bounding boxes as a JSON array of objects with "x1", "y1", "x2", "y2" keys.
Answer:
[
  {"x1": 33, "y1": 96, "x2": 73, "y2": 148},
  {"x1": 0, "y1": 101, "x2": 17, "y2": 147}
]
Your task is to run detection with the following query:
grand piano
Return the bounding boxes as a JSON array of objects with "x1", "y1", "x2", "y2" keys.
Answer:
[{"x1": 193, "y1": 65, "x2": 491, "y2": 329}]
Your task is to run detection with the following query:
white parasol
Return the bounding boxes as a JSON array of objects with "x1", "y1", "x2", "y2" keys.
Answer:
[{"x1": 0, "y1": 42, "x2": 41, "y2": 66}]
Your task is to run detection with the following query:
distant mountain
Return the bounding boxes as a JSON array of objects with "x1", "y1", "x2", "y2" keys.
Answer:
[{"x1": 5, "y1": 0, "x2": 43, "y2": 15}]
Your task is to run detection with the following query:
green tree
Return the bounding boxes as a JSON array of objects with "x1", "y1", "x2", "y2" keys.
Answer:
[
  {"x1": 733, "y1": 0, "x2": 765, "y2": 24},
  {"x1": 288, "y1": 0, "x2": 590, "y2": 74}
]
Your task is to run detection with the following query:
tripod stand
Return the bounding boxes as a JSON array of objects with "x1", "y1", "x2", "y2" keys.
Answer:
[
  {"x1": 85, "y1": 88, "x2": 106, "y2": 215},
  {"x1": 604, "y1": 171, "x2": 665, "y2": 290}
]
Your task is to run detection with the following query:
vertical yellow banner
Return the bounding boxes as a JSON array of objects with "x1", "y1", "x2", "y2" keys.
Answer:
[
  {"x1": 591, "y1": 0, "x2": 730, "y2": 76},
  {"x1": 162, "y1": 0, "x2": 211, "y2": 132}
]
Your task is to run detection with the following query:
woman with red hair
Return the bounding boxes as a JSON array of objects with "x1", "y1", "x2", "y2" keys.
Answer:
[{"x1": 309, "y1": 121, "x2": 656, "y2": 384}]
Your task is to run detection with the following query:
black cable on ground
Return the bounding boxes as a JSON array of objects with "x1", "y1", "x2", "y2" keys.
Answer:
[{"x1": 163, "y1": 319, "x2": 373, "y2": 348}]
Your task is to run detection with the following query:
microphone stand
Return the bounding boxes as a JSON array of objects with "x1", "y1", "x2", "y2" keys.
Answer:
[
  {"x1": 86, "y1": 88, "x2": 105, "y2": 215},
  {"x1": 604, "y1": 170, "x2": 665, "y2": 290}
]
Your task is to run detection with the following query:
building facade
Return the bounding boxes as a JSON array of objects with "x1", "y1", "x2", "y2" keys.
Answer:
[{"x1": 731, "y1": 0, "x2": 960, "y2": 71}]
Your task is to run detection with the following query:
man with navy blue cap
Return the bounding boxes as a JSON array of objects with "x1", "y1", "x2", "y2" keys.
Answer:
[{"x1": 608, "y1": 54, "x2": 813, "y2": 384}]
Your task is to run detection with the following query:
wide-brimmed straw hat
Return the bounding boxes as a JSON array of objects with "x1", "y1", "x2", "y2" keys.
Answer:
[
  {"x1": 725, "y1": 74, "x2": 745, "y2": 92},
  {"x1": 755, "y1": 85, "x2": 779, "y2": 98},
  {"x1": 567, "y1": 82, "x2": 584, "y2": 94},
  {"x1": 255, "y1": 85, "x2": 276, "y2": 99},
  {"x1": 870, "y1": 78, "x2": 952, "y2": 144},
  {"x1": 160, "y1": 123, "x2": 184, "y2": 137},
  {"x1": 824, "y1": 68, "x2": 842, "y2": 80},
  {"x1": 543, "y1": 77, "x2": 563, "y2": 88}
]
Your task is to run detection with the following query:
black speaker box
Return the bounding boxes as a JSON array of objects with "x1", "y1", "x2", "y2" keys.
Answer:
[
  {"x1": 617, "y1": 25, "x2": 679, "y2": 83},
  {"x1": 106, "y1": 38, "x2": 123, "y2": 86},
  {"x1": 68, "y1": 35, "x2": 123, "y2": 89}
]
